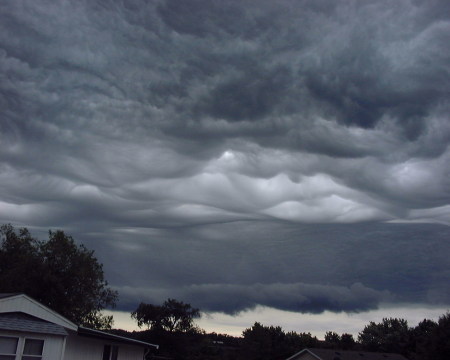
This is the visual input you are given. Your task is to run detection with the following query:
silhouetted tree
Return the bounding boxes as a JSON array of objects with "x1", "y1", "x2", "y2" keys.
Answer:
[
  {"x1": 340, "y1": 333, "x2": 356, "y2": 350},
  {"x1": 285, "y1": 330, "x2": 320, "y2": 355},
  {"x1": 240, "y1": 322, "x2": 319, "y2": 360},
  {"x1": 358, "y1": 318, "x2": 410, "y2": 355},
  {"x1": 428, "y1": 312, "x2": 450, "y2": 360},
  {"x1": 132, "y1": 298, "x2": 200, "y2": 333},
  {"x1": 131, "y1": 303, "x2": 164, "y2": 330},
  {"x1": 0, "y1": 224, "x2": 117, "y2": 329},
  {"x1": 241, "y1": 322, "x2": 286, "y2": 360},
  {"x1": 324, "y1": 331, "x2": 356, "y2": 350},
  {"x1": 324, "y1": 331, "x2": 341, "y2": 348},
  {"x1": 409, "y1": 319, "x2": 437, "y2": 360}
]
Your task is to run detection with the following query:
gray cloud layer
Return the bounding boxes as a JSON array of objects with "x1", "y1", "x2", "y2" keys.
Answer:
[
  {"x1": 98, "y1": 221, "x2": 449, "y2": 314},
  {"x1": 118, "y1": 282, "x2": 388, "y2": 315},
  {"x1": 0, "y1": 0, "x2": 449, "y2": 315}
]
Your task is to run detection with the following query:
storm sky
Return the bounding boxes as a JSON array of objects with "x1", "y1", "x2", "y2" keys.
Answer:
[{"x1": 1, "y1": 0, "x2": 449, "y2": 336}]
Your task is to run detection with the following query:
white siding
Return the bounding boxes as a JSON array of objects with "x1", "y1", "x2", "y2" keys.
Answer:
[
  {"x1": 0, "y1": 330, "x2": 65, "y2": 360},
  {"x1": 0, "y1": 295, "x2": 77, "y2": 331},
  {"x1": 64, "y1": 333, "x2": 103, "y2": 360},
  {"x1": 117, "y1": 344, "x2": 145, "y2": 360},
  {"x1": 64, "y1": 333, "x2": 144, "y2": 360}
]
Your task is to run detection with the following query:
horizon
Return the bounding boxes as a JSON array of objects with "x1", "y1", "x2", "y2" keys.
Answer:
[{"x1": 106, "y1": 304, "x2": 449, "y2": 339}]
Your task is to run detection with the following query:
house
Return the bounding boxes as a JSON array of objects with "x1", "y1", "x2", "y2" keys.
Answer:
[
  {"x1": 286, "y1": 348, "x2": 409, "y2": 360},
  {"x1": 0, "y1": 293, "x2": 158, "y2": 360}
]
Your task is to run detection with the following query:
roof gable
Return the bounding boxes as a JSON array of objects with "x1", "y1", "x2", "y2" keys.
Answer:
[
  {"x1": 0, "y1": 294, "x2": 77, "y2": 331},
  {"x1": 287, "y1": 348, "x2": 409, "y2": 360},
  {"x1": 287, "y1": 349, "x2": 322, "y2": 360}
]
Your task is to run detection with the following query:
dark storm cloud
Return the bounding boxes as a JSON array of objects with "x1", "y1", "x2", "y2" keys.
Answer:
[
  {"x1": 1, "y1": 0, "x2": 449, "y2": 316},
  {"x1": 196, "y1": 65, "x2": 293, "y2": 122},
  {"x1": 1, "y1": 0, "x2": 449, "y2": 158},
  {"x1": 103, "y1": 221, "x2": 450, "y2": 314},
  {"x1": 118, "y1": 282, "x2": 388, "y2": 315}
]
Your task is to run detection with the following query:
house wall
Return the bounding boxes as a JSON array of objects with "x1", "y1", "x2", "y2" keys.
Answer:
[
  {"x1": 116, "y1": 344, "x2": 145, "y2": 360},
  {"x1": 0, "y1": 330, "x2": 65, "y2": 360},
  {"x1": 64, "y1": 332, "x2": 145, "y2": 360},
  {"x1": 64, "y1": 333, "x2": 102, "y2": 360}
]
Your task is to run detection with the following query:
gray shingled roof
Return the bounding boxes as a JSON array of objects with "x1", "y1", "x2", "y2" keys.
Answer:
[
  {"x1": 288, "y1": 348, "x2": 409, "y2": 360},
  {"x1": 0, "y1": 312, "x2": 68, "y2": 336}
]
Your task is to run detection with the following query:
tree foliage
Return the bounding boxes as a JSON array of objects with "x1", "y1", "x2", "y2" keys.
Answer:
[
  {"x1": 324, "y1": 331, "x2": 355, "y2": 350},
  {"x1": 324, "y1": 331, "x2": 341, "y2": 347},
  {"x1": 358, "y1": 318, "x2": 410, "y2": 355},
  {"x1": 428, "y1": 312, "x2": 450, "y2": 360},
  {"x1": 240, "y1": 322, "x2": 319, "y2": 360},
  {"x1": 241, "y1": 322, "x2": 286, "y2": 360},
  {"x1": 340, "y1": 333, "x2": 356, "y2": 350},
  {"x1": 0, "y1": 224, "x2": 117, "y2": 329},
  {"x1": 409, "y1": 319, "x2": 437, "y2": 360},
  {"x1": 131, "y1": 298, "x2": 200, "y2": 333}
]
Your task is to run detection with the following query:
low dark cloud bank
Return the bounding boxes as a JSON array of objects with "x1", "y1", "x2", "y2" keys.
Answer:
[
  {"x1": 0, "y1": 0, "x2": 449, "y2": 315},
  {"x1": 104, "y1": 222, "x2": 449, "y2": 314},
  {"x1": 118, "y1": 282, "x2": 388, "y2": 315}
]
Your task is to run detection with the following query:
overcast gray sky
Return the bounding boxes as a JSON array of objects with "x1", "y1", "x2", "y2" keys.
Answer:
[{"x1": 1, "y1": 0, "x2": 449, "y2": 336}]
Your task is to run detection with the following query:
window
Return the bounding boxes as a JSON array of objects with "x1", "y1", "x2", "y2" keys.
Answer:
[
  {"x1": 111, "y1": 346, "x2": 118, "y2": 360},
  {"x1": 21, "y1": 339, "x2": 44, "y2": 360},
  {"x1": 102, "y1": 345, "x2": 118, "y2": 360},
  {"x1": 0, "y1": 337, "x2": 44, "y2": 360},
  {"x1": 0, "y1": 336, "x2": 18, "y2": 360}
]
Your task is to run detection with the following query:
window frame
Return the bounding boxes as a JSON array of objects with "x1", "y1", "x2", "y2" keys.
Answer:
[
  {"x1": 21, "y1": 338, "x2": 44, "y2": 360},
  {"x1": 0, "y1": 335, "x2": 45, "y2": 360},
  {"x1": 0, "y1": 335, "x2": 19, "y2": 359}
]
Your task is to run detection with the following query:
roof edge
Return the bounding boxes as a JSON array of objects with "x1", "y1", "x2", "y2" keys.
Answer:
[{"x1": 78, "y1": 326, "x2": 159, "y2": 349}]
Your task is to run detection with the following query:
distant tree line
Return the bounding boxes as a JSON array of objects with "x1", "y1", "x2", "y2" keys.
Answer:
[
  {"x1": 125, "y1": 300, "x2": 450, "y2": 360},
  {"x1": 357, "y1": 316, "x2": 450, "y2": 360}
]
